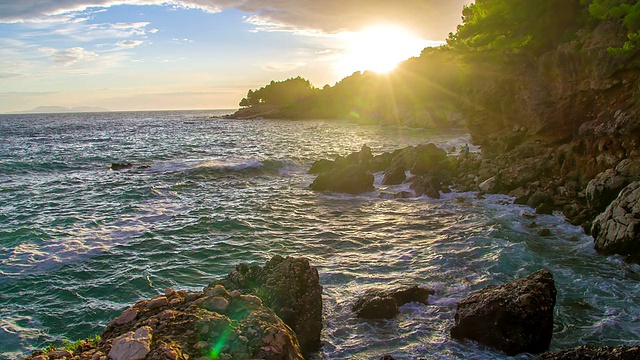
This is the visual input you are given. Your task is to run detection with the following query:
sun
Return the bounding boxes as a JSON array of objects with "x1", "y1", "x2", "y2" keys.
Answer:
[{"x1": 335, "y1": 25, "x2": 429, "y2": 75}]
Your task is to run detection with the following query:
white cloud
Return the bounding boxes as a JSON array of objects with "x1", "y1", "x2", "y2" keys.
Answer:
[
  {"x1": 117, "y1": 40, "x2": 143, "y2": 48},
  {"x1": 0, "y1": 1, "x2": 472, "y2": 40}
]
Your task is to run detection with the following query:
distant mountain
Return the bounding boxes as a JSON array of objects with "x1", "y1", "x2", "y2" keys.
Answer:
[{"x1": 18, "y1": 106, "x2": 110, "y2": 114}]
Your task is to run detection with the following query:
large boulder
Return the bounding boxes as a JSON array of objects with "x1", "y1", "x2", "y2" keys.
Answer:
[
  {"x1": 450, "y1": 269, "x2": 557, "y2": 356},
  {"x1": 591, "y1": 181, "x2": 640, "y2": 263},
  {"x1": 208, "y1": 256, "x2": 323, "y2": 356},
  {"x1": 25, "y1": 287, "x2": 304, "y2": 360},
  {"x1": 586, "y1": 169, "x2": 630, "y2": 214},
  {"x1": 310, "y1": 164, "x2": 374, "y2": 194},
  {"x1": 541, "y1": 344, "x2": 640, "y2": 360},
  {"x1": 352, "y1": 286, "x2": 434, "y2": 319}
]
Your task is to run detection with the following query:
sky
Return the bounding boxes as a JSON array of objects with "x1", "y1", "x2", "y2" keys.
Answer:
[{"x1": 0, "y1": 0, "x2": 473, "y2": 113}]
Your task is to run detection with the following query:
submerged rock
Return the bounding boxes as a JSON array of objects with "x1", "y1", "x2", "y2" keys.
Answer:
[
  {"x1": 591, "y1": 181, "x2": 640, "y2": 263},
  {"x1": 352, "y1": 285, "x2": 434, "y2": 319},
  {"x1": 209, "y1": 255, "x2": 323, "y2": 355},
  {"x1": 110, "y1": 162, "x2": 133, "y2": 171},
  {"x1": 450, "y1": 269, "x2": 557, "y2": 355},
  {"x1": 541, "y1": 344, "x2": 640, "y2": 359}
]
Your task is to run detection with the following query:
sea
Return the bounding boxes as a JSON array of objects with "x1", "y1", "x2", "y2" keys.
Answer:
[{"x1": 0, "y1": 110, "x2": 639, "y2": 359}]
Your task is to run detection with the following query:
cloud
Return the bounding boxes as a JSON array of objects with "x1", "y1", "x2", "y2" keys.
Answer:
[
  {"x1": 261, "y1": 61, "x2": 307, "y2": 72},
  {"x1": 40, "y1": 47, "x2": 98, "y2": 66},
  {"x1": 0, "y1": 1, "x2": 472, "y2": 40},
  {"x1": 117, "y1": 40, "x2": 143, "y2": 48}
]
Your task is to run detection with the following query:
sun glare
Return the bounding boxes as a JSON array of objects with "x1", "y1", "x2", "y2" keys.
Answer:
[{"x1": 336, "y1": 26, "x2": 429, "y2": 75}]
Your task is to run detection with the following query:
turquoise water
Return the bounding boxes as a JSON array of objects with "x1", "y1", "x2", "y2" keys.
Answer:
[{"x1": 0, "y1": 111, "x2": 639, "y2": 359}]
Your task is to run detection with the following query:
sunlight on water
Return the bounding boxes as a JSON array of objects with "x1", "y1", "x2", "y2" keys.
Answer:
[{"x1": 0, "y1": 111, "x2": 639, "y2": 359}]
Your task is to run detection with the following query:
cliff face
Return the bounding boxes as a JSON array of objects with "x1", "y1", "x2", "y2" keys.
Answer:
[{"x1": 464, "y1": 20, "x2": 640, "y2": 181}]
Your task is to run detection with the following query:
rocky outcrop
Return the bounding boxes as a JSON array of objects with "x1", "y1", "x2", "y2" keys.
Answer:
[
  {"x1": 309, "y1": 143, "x2": 453, "y2": 198},
  {"x1": 309, "y1": 164, "x2": 374, "y2": 194},
  {"x1": 208, "y1": 255, "x2": 323, "y2": 356},
  {"x1": 541, "y1": 344, "x2": 640, "y2": 360},
  {"x1": 450, "y1": 269, "x2": 557, "y2": 356},
  {"x1": 587, "y1": 159, "x2": 640, "y2": 214},
  {"x1": 591, "y1": 181, "x2": 640, "y2": 262},
  {"x1": 25, "y1": 286, "x2": 303, "y2": 360},
  {"x1": 352, "y1": 286, "x2": 434, "y2": 319}
]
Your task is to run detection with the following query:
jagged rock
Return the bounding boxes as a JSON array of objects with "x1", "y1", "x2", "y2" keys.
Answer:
[
  {"x1": 23, "y1": 283, "x2": 305, "y2": 360},
  {"x1": 308, "y1": 159, "x2": 337, "y2": 174},
  {"x1": 541, "y1": 344, "x2": 640, "y2": 359},
  {"x1": 450, "y1": 269, "x2": 557, "y2": 355},
  {"x1": 587, "y1": 169, "x2": 629, "y2": 214},
  {"x1": 352, "y1": 285, "x2": 434, "y2": 319},
  {"x1": 309, "y1": 164, "x2": 374, "y2": 194},
  {"x1": 527, "y1": 191, "x2": 555, "y2": 215},
  {"x1": 409, "y1": 144, "x2": 448, "y2": 175},
  {"x1": 208, "y1": 256, "x2": 323, "y2": 356},
  {"x1": 108, "y1": 326, "x2": 153, "y2": 360},
  {"x1": 409, "y1": 175, "x2": 442, "y2": 199},
  {"x1": 591, "y1": 181, "x2": 640, "y2": 262},
  {"x1": 382, "y1": 162, "x2": 406, "y2": 185}
]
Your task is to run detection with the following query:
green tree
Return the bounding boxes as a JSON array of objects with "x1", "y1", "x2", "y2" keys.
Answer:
[{"x1": 585, "y1": 0, "x2": 640, "y2": 54}]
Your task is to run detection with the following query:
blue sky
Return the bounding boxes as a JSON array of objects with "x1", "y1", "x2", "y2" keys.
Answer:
[{"x1": 0, "y1": 1, "x2": 472, "y2": 112}]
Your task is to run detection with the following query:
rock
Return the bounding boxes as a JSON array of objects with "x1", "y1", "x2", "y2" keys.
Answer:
[
  {"x1": 115, "y1": 308, "x2": 138, "y2": 325},
  {"x1": 354, "y1": 296, "x2": 398, "y2": 319},
  {"x1": 307, "y1": 159, "x2": 338, "y2": 174},
  {"x1": 540, "y1": 344, "x2": 640, "y2": 359},
  {"x1": 380, "y1": 355, "x2": 396, "y2": 360},
  {"x1": 409, "y1": 175, "x2": 442, "y2": 199},
  {"x1": 586, "y1": 169, "x2": 629, "y2": 214},
  {"x1": 450, "y1": 269, "x2": 557, "y2": 355},
  {"x1": 409, "y1": 144, "x2": 448, "y2": 175},
  {"x1": 209, "y1": 256, "x2": 323, "y2": 356},
  {"x1": 591, "y1": 181, "x2": 640, "y2": 262},
  {"x1": 309, "y1": 164, "x2": 374, "y2": 194},
  {"x1": 538, "y1": 228, "x2": 552, "y2": 236},
  {"x1": 110, "y1": 162, "x2": 133, "y2": 171},
  {"x1": 352, "y1": 285, "x2": 435, "y2": 319},
  {"x1": 145, "y1": 296, "x2": 168, "y2": 309},
  {"x1": 479, "y1": 176, "x2": 499, "y2": 193},
  {"x1": 108, "y1": 326, "x2": 153, "y2": 360},
  {"x1": 527, "y1": 191, "x2": 555, "y2": 215},
  {"x1": 382, "y1": 162, "x2": 406, "y2": 185}
]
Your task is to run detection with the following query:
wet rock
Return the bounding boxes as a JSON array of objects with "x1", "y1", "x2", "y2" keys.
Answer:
[
  {"x1": 409, "y1": 175, "x2": 442, "y2": 199},
  {"x1": 309, "y1": 164, "x2": 374, "y2": 194},
  {"x1": 352, "y1": 285, "x2": 435, "y2": 319},
  {"x1": 308, "y1": 159, "x2": 337, "y2": 174},
  {"x1": 110, "y1": 162, "x2": 133, "y2": 171},
  {"x1": 540, "y1": 344, "x2": 640, "y2": 359},
  {"x1": 527, "y1": 191, "x2": 555, "y2": 215},
  {"x1": 209, "y1": 255, "x2": 323, "y2": 355},
  {"x1": 382, "y1": 162, "x2": 406, "y2": 185},
  {"x1": 538, "y1": 228, "x2": 552, "y2": 236},
  {"x1": 450, "y1": 269, "x2": 557, "y2": 355},
  {"x1": 591, "y1": 181, "x2": 640, "y2": 263},
  {"x1": 108, "y1": 326, "x2": 153, "y2": 360}
]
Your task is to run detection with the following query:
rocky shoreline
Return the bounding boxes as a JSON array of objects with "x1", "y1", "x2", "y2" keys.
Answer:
[
  {"x1": 307, "y1": 140, "x2": 640, "y2": 264},
  {"x1": 23, "y1": 256, "x2": 639, "y2": 360}
]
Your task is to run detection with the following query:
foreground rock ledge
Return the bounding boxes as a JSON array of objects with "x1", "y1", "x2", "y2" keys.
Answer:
[
  {"x1": 24, "y1": 285, "x2": 303, "y2": 360},
  {"x1": 450, "y1": 269, "x2": 557, "y2": 356},
  {"x1": 208, "y1": 255, "x2": 323, "y2": 356}
]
